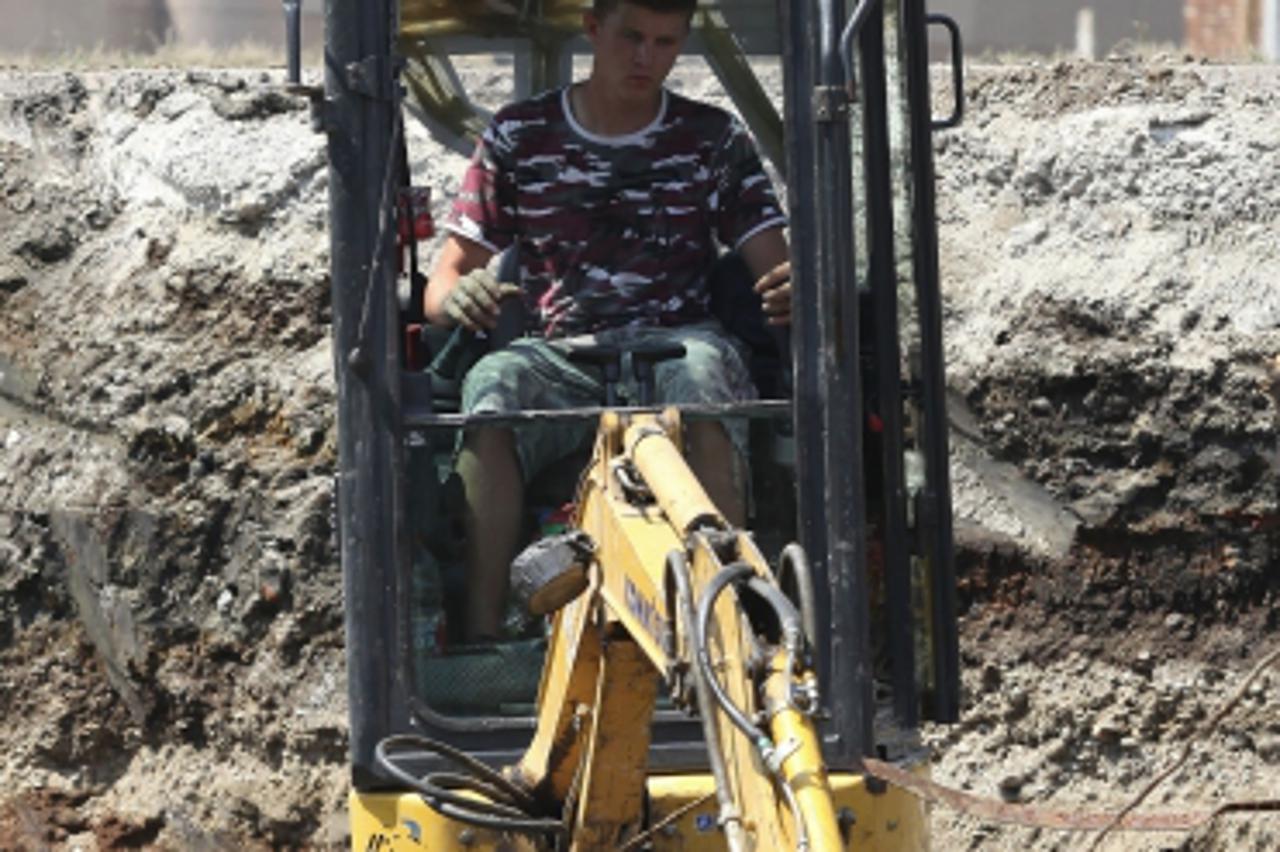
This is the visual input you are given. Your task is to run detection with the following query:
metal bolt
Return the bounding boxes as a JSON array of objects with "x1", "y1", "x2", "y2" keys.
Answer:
[{"x1": 837, "y1": 807, "x2": 857, "y2": 844}]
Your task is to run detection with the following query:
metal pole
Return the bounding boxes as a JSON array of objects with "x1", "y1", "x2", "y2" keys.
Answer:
[
  {"x1": 784, "y1": 0, "x2": 872, "y2": 765},
  {"x1": 326, "y1": 0, "x2": 403, "y2": 785},
  {"x1": 284, "y1": 0, "x2": 302, "y2": 85},
  {"x1": 856, "y1": 7, "x2": 918, "y2": 728},
  {"x1": 901, "y1": 0, "x2": 959, "y2": 722}
]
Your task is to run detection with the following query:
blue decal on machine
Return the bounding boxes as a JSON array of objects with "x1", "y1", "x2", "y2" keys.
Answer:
[
  {"x1": 695, "y1": 814, "x2": 716, "y2": 833},
  {"x1": 624, "y1": 576, "x2": 663, "y2": 645}
]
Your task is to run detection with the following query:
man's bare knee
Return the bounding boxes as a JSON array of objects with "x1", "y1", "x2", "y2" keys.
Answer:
[
  {"x1": 457, "y1": 426, "x2": 524, "y2": 641},
  {"x1": 462, "y1": 425, "x2": 516, "y2": 461}
]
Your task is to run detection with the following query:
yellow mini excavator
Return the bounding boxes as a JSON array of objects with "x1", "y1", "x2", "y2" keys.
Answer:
[{"x1": 303, "y1": 0, "x2": 966, "y2": 848}]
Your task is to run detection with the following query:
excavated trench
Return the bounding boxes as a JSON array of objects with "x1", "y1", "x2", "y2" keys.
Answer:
[{"x1": 0, "y1": 57, "x2": 1277, "y2": 849}]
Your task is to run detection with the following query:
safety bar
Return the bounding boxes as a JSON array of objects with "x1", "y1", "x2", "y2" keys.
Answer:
[
  {"x1": 840, "y1": 0, "x2": 884, "y2": 89},
  {"x1": 929, "y1": 13, "x2": 965, "y2": 130}
]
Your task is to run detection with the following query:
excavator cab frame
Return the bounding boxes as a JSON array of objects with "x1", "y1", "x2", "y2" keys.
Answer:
[{"x1": 318, "y1": 0, "x2": 964, "y2": 845}]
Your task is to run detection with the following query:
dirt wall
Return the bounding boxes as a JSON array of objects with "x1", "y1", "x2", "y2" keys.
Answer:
[{"x1": 0, "y1": 57, "x2": 1277, "y2": 849}]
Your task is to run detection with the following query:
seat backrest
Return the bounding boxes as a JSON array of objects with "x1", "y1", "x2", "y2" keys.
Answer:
[{"x1": 707, "y1": 252, "x2": 791, "y2": 399}]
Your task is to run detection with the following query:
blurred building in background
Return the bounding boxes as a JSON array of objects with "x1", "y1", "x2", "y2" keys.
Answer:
[
  {"x1": 0, "y1": 0, "x2": 322, "y2": 59},
  {"x1": 931, "y1": 0, "x2": 1182, "y2": 58},
  {"x1": 0, "y1": 0, "x2": 173, "y2": 55},
  {"x1": 0, "y1": 0, "x2": 1273, "y2": 61},
  {"x1": 1186, "y1": 0, "x2": 1277, "y2": 58}
]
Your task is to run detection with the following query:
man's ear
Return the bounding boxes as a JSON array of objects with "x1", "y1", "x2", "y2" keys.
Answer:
[{"x1": 582, "y1": 10, "x2": 600, "y2": 41}]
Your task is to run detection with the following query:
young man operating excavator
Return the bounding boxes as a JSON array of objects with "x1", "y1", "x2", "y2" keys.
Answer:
[{"x1": 425, "y1": 0, "x2": 793, "y2": 641}]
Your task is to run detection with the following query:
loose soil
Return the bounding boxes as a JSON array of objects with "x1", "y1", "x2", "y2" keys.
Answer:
[{"x1": 0, "y1": 56, "x2": 1277, "y2": 849}]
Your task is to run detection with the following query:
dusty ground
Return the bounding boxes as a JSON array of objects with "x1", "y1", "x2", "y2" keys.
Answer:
[
  {"x1": 929, "y1": 57, "x2": 1280, "y2": 852},
  {"x1": 0, "y1": 54, "x2": 1277, "y2": 849}
]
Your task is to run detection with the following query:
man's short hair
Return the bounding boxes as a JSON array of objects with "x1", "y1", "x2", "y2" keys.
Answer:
[{"x1": 591, "y1": 0, "x2": 698, "y2": 20}]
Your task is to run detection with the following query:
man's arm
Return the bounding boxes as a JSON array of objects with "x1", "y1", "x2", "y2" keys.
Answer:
[
  {"x1": 739, "y1": 227, "x2": 791, "y2": 326},
  {"x1": 424, "y1": 234, "x2": 517, "y2": 331}
]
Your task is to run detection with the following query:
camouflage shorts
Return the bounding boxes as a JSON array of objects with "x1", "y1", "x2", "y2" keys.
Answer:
[{"x1": 460, "y1": 320, "x2": 756, "y2": 482}]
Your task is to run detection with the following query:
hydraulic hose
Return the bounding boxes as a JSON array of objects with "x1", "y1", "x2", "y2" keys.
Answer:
[
  {"x1": 695, "y1": 563, "x2": 771, "y2": 746},
  {"x1": 744, "y1": 574, "x2": 805, "y2": 655},
  {"x1": 777, "y1": 543, "x2": 818, "y2": 648},
  {"x1": 668, "y1": 551, "x2": 748, "y2": 852},
  {"x1": 695, "y1": 562, "x2": 815, "y2": 850},
  {"x1": 375, "y1": 734, "x2": 567, "y2": 837},
  {"x1": 744, "y1": 573, "x2": 809, "y2": 716}
]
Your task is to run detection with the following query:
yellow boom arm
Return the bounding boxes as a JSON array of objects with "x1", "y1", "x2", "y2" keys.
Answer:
[{"x1": 511, "y1": 409, "x2": 841, "y2": 850}]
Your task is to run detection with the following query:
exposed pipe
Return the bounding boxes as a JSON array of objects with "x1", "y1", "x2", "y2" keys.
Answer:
[{"x1": 838, "y1": 0, "x2": 882, "y2": 90}]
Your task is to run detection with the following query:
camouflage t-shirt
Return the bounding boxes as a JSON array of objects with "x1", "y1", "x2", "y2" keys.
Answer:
[{"x1": 445, "y1": 86, "x2": 787, "y2": 338}]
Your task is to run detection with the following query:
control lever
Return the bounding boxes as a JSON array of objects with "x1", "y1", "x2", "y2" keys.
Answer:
[
  {"x1": 281, "y1": 0, "x2": 325, "y2": 134},
  {"x1": 567, "y1": 345, "x2": 623, "y2": 406},
  {"x1": 630, "y1": 343, "x2": 687, "y2": 406}
]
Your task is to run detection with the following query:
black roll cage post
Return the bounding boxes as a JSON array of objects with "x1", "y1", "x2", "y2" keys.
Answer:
[
  {"x1": 783, "y1": 0, "x2": 960, "y2": 772},
  {"x1": 781, "y1": 0, "x2": 871, "y2": 767},
  {"x1": 324, "y1": 0, "x2": 401, "y2": 789},
  {"x1": 322, "y1": 0, "x2": 960, "y2": 787}
]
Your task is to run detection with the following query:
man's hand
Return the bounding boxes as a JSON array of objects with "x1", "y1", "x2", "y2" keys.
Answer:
[
  {"x1": 441, "y1": 268, "x2": 521, "y2": 332},
  {"x1": 754, "y1": 261, "x2": 792, "y2": 326}
]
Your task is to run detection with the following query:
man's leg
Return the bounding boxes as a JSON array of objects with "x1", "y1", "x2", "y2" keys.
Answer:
[
  {"x1": 646, "y1": 324, "x2": 756, "y2": 528},
  {"x1": 456, "y1": 426, "x2": 524, "y2": 641},
  {"x1": 685, "y1": 420, "x2": 746, "y2": 527},
  {"x1": 456, "y1": 340, "x2": 602, "y2": 642}
]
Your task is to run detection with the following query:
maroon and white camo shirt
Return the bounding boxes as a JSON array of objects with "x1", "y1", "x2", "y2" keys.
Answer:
[{"x1": 445, "y1": 86, "x2": 787, "y2": 338}]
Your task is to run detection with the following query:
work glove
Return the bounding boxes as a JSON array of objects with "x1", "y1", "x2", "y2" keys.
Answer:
[{"x1": 442, "y1": 268, "x2": 521, "y2": 332}]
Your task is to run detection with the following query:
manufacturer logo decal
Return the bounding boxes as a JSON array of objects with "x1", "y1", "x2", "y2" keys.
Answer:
[{"x1": 624, "y1": 576, "x2": 662, "y2": 646}]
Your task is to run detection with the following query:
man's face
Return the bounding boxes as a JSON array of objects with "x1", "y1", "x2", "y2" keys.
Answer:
[{"x1": 585, "y1": 3, "x2": 690, "y2": 103}]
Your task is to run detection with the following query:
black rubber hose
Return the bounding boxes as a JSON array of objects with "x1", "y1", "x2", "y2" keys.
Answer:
[
  {"x1": 694, "y1": 563, "x2": 812, "y2": 851},
  {"x1": 744, "y1": 574, "x2": 805, "y2": 653},
  {"x1": 695, "y1": 563, "x2": 770, "y2": 746},
  {"x1": 375, "y1": 734, "x2": 566, "y2": 836},
  {"x1": 376, "y1": 753, "x2": 530, "y2": 820},
  {"x1": 668, "y1": 551, "x2": 745, "y2": 850},
  {"x1": 777, "y1": 543, "x2": 818, "y2": 647},
  {"x1": 379, "y1": 733, "x2": 538, "y2": 811},
  {"x1": 425, "y1": 771, "x2": 524, "y2": 808}
]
